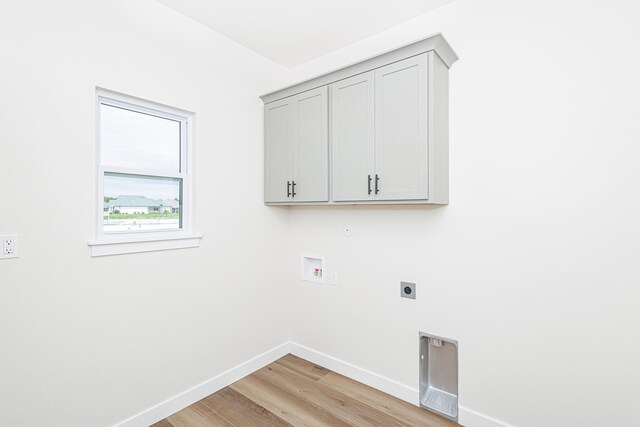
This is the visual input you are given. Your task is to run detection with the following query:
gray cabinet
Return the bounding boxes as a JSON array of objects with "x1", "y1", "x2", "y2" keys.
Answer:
[
  {"x1": 331, "y1": 55, "x2": 429, "y2": 202},
  {"x1": 292, "y1": 87, "x2": 329, "y2": 202},
  {"x1": 262, "y1": 33, "x2": 457, "y2": 205},
  {"x1": 374, "y1": 54, "x2": 428, "y2": 201},
  {"x1": 330, "y1": 71, "x2": 375, "y2": 202},
  {"x1": 264, "y1": 87, "x2": 328, "y2": 203},
  {"x1": 264, "y1": 98, "x2": 293, "y2": 203}
]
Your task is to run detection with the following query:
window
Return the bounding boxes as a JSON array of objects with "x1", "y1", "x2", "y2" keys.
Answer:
[{"x1": 89, "y1": 90, "x2": 200, "y2": 256}]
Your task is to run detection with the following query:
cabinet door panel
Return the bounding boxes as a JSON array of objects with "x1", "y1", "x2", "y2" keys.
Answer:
[
  {"x1": 264, "y1": 99, "x2": 292, "y2": 203},
  {"x1": 292, "y1": 87, "x2": 328, "y2": 202},
  {"x1": 375, "y1": 54, "x2": 428, "y2": 200},
  {"x1": 331, "y1": 72, "x2": 375, "y2": 201}
]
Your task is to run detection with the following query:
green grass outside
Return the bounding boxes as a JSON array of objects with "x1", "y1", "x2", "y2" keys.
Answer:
[{"x1": 104, "y1": 213, "x2": 179, "y2": 220}]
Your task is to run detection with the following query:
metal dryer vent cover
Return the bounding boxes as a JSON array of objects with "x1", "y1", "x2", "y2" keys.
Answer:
[{"x1": 419, "y1": 332, "x2": 458, "y2": 421}]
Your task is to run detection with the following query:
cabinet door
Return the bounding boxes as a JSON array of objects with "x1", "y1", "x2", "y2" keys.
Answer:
[
  {"x1": 264, "y1": 98, "x2": 293, "y2": 203},
  {"x1": 292, "y1": 87, "x2": 328, "y2": 202},
  {"x1": 331, "y1": 72, "x2": 375, "y2": 201},
  {"x1": 374, "y1": 54, "x2": 428, "y2": 200}
]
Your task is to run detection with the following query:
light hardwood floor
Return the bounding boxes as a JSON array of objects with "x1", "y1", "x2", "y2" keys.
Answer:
[{"x1": 152, "y1": 354, "x2": 458, "y2": 427}]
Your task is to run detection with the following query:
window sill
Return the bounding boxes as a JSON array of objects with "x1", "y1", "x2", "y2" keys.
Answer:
[{"x1": 88, "y1": 234, "x2": 202, "y2": 257}]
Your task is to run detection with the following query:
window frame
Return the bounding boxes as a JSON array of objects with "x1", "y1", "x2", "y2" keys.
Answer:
[{"x1": 89, "y1": 89, "x2": 200, "y2": 256}]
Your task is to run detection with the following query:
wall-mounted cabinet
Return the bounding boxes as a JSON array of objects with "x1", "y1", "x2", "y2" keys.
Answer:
[
  {"x1": 331, "y1": 71, "x2": 375, "y2": 202},
  {"x1": 264, "y1": 87, "x2": 328, "y2": 203},
  {"x1": 262, "y1": 33, "x2": 457, "y2": 205}
]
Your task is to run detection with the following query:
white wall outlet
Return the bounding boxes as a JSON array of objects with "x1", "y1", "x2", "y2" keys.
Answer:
[
  {"x1": 1, "y1": 234, "x2": 19, "y2": 259},
  {"x1": 329, "y1": 271, "x2": 338, "y2": 285},
  {"x1": 343, "y1": 224, "x2": 354, "y2": 237}
]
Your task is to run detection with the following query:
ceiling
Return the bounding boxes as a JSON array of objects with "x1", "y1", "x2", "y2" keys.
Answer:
[{"x1": 155, "y1": 0, "x2": 453, "y2": 67}]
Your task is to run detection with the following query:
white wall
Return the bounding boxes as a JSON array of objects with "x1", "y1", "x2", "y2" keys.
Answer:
[
  {"x1": 3, "y1": 1, "x2": 640, "y2": 426},
  {"x1": 0, "y1": 1, "x2": 291, "y2": 426},
  {"x1": 281, "y1": 1, "x2": 640, "y2": 426}
]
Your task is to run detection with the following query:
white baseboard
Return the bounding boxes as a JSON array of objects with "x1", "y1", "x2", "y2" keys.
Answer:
[
  {"x1": 288, "y1": 342, "x2": 419, "y2": 404},
  {"x1": 289, "y1": 342, "x2": 511, "y2": 427},
  {"x1": 113, "y1": 341, "x2": 510, "y2": 427},
  {"x1": 458, "y1": 407, "x2": 513, "y2": 427},
  {"x1": 112, "y1": 342, "x2": 291, "y2": 427}
]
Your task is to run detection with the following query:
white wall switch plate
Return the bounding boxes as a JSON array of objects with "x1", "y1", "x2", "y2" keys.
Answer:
[
  {"x1": 329, "y1": 271, "x2": 338, "y2": 285},
  {"x1": 1, "y1": 234, "x2": 19, "y2": 259}
]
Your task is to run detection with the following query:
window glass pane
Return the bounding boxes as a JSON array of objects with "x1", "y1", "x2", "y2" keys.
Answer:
[
  {"x1": 100, "y1": 104, "x2": 181, "y2": 172},
  {"x1": 103, "y1": 173, "x2": 182, "y2": 233}
]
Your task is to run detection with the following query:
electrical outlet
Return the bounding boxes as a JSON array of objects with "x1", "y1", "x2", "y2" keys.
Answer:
[
  {"x1": 0, "y1": 234, "x2": 19, "y2": 259},
  {"x1": 401, "y1": 281, "x2": 416, "y2": 299}
]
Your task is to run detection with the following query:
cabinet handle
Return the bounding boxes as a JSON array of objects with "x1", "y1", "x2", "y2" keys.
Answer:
[
  {"x1": 368, "y1": 175, "x2": 372, "y2": 195},
  {"x1": 287, "y1": 181, "x2": 291, "y2": 197},
  {"x1": 375, "y1": 174, "x2": 380, "y2": 194},
  {"x1": 292, "y1": 181, "x2": 297, "y2": 197}
]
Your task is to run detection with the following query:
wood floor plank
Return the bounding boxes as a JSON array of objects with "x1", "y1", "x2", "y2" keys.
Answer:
[
  {"x1": 318, "y1": 371, "x2": 458, "y2": 427},
  {"x1": 189, "y1": 401, "x2": 236, "y2": 427},
  {"x1": 275, "y1": 354, "x2": 330, "y2": 381},
  {"x1": 200, "y1": 386, "x2": 291, "y2": 426},
  {"x1": 156, "y1": 354, "x2": 460, "y2": 427},
  {"x1": 230, "y1": 371, "x2": 352, "y2": 427},
  {"x1": 254, "y1": 362, "x2": 409, "y2": 427},
  {"x1": 166, "y1": 401, "x2": 231, "y2": 427}
]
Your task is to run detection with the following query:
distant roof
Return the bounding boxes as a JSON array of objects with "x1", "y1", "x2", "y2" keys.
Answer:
[
  {"x1": 108, "y1": 195, "x2": 162, "y2": 208},
  {"x1": 162, "y1": 199, "x2": 180, "y2": 208}
]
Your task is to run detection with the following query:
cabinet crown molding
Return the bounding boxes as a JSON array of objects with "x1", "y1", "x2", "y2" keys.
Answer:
[{"x1": 260, "y1": 33, "x2": 457, "y2": 105}]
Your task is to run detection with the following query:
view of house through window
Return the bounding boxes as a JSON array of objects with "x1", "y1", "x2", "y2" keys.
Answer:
[
  {"x1": 103, "y1": 173, "x2": 182, "y2": 232},
  {"x1": 98, "y1": 92, "x2": 189, "y2": 235}
]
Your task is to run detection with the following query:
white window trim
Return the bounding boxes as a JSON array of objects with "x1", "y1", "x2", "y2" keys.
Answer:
[{"x1": 88, "y1": 89, "x2": 201, "y2": 257}]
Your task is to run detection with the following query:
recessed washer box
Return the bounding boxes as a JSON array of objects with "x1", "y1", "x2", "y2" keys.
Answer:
[
  {"x1": 300, "y1": 253, "x2": 325, "y2": 284},
  {"x1": 419, "y1": 332, "x2": 458, "y2": 422}
]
